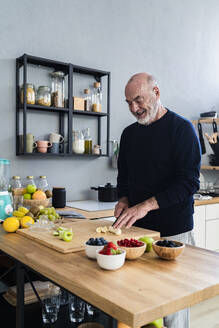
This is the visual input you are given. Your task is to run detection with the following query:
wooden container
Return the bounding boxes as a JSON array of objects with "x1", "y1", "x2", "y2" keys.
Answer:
[
  {"x1": 23, "y1": 198, "x2": 51, "y2": 208},
  {"x1": 152, "y1": 240, "x2": 185, "y2": 260},
  {"x1": 73, "y1": 97, "x2": 85, "y2": 111},
  {"x1": 119, "y1": 243, "x2": 146, "y2": 260}
]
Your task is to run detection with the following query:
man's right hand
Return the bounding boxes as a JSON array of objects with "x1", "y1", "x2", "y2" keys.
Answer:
[{"x1": 114, "y1": 196, "x2": 129, "y2": 219}]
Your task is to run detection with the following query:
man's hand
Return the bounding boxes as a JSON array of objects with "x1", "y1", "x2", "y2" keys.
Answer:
[
  {"x1": 113, "y1": 197, "x2": 159, "y2": 229},
  {"x1": 114, "y1": 197, "x2": 129, "y2": 219}
]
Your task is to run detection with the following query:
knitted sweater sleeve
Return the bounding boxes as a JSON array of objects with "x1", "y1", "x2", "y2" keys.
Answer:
[
  {"x1": 155, "y1": 121, "x2": 201, "y2": 208},
  {"x1": 117, "y1": 129, "x2": 129, "y2": 199}
]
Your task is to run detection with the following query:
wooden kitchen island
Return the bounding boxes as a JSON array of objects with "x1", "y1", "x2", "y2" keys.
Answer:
[{"x1": 0, "y1": 224, "x2": 219, "y2": 328}]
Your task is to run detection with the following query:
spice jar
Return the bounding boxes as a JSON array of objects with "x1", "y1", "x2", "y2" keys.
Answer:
[
  {"x1": 93, "y1": 145, "x2": 101, "y2": 155},
  {"x1": 36, "y1": 86, "x2": 51, "y2": 106},
  {"x1": 50, "y1": 71, "x2": 65, "y2": 108},
  {"x1": 20, "y1": 83, "x2": 36, "y2": 105},
  {"x1": 72, "y1": 130, "x2": 85, "y2": 154}
]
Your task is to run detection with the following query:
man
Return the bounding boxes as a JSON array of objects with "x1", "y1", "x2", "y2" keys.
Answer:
[{"x1": 113, "y1": 72, "x2": 201, "y2": 328}]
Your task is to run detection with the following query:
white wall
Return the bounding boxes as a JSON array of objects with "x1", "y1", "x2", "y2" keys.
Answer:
[{"x1": 0, "y1": 0, "x2": 219, "y2": 199}]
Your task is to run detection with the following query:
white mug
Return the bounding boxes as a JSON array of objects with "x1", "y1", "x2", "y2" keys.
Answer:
[{"x1": 49, "y1": 133, "x2": 64, "y2": 144}]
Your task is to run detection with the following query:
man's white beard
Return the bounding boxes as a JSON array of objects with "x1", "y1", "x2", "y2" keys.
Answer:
[{"x1": 137, "y1": 100, "x2": 159, "y2": 125}]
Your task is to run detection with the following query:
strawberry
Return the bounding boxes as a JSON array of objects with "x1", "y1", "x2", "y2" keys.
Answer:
[{"x1": 107, "y1": 242, "x2": 117, "y2": 250}]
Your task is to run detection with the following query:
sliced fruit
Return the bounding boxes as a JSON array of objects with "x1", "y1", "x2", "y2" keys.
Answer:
[
  {"x1": 3, "y1": 217, "x2": 20, "y2": 232},
  {"x1": 62, "y1": 231, "x2": 73, "y2": 242},
  {"x1": 20, "y1": 216, "x2": 35, "y2": 228}
]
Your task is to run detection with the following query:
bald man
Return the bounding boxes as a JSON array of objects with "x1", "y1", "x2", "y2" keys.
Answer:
[{"x1": 114, "y1": 73, "x2": 201, "y2": 328}]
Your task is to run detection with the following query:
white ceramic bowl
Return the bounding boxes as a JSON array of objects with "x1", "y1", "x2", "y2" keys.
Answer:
[
  {"x1": 96, "y1": 249, "x2": 126, "y2": 270},
  {"x1": 85, "y1": 243, "x2": 104, "y2": 259}
]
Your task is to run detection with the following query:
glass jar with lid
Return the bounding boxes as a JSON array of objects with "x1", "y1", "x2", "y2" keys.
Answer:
[
  {"x1": 36, "y1": 86, "x2": 51, "y2": 107},
  {"x1": 37, "y1": 176, "x2": 49, "y2": 191},
  {"x1": 20, "y1": 83, "x2": 36, "y2": 105},
  {"x1": 50, "y1": 71, "x2": 65, "y2": 108},
  {"x1": 25, "y1": 176, "x2": 36, "y2": 187},
  {"x1": 72, "y1": 130, "x2": 85, "y2": 154},
  {"x1": 92, "y1": 82, "x2": 102, "y2": 112}
]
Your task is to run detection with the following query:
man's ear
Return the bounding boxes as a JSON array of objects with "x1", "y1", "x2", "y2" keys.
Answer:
[{"x1": 153, "y1": 86, "x2": 160, "y2": 99}]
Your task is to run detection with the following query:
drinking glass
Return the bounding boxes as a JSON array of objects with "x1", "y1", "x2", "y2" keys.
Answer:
[
  {"x1": 86, "y1": 302, "x2": 99, "y2": 317},
  {"x1": 42, "y1": 284, "x2": 60, "y2": 324},
  {"x1": 68, "y1": 294, "x2": 85, "y2": 323}
]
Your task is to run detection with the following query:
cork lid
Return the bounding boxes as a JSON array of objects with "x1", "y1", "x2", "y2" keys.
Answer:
[
  {"x1": 84, "y1": 89, "x2": 90, "y2": 94},
  {"x1": 93, "y1": 82, "x2": 101, "y2": 88}
]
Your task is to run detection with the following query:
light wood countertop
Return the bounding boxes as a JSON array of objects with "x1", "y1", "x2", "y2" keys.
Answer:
[
  {"x1": 194, "y1": 197, "x2": 219, "y2": 206},
  {"x1": 0, "y1": 226, "x2": 219, "y2": 327}
]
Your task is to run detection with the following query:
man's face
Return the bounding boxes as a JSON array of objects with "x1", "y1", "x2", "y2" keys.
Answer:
[{"x1": 125, "y1": 80, "x2": 159, "y2": 125}]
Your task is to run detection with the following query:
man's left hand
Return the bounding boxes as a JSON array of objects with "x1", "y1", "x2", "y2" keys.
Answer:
[{"x1": 113, "y1": 202, "x2": 149, "y2": 229}]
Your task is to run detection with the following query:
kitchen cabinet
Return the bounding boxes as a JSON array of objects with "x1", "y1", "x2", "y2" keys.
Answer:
[
  {"x1": 16, "y1": 54, "x2": 110, "y2": 158},
  {"x1": 193, "y1": 205, "x2": 206, "y2": 248},
  {"x1": 194, "y1": 203, "x2": 219, "y2": 251}
]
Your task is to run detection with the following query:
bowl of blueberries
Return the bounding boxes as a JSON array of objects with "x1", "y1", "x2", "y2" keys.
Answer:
[
  {"x1": 152, "y1": 239, "x2": 185, "y2": 260},
  {"x1": 85, "y1": 237, "x2": 108, "y2": 259}
]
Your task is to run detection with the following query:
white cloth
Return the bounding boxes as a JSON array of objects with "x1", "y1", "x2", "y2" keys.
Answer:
[{"x1": 163, "y1": 230, "x2": 195, "y2": 328}]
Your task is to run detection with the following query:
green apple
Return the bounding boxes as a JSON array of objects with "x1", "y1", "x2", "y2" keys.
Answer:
[
  {"x1": 23, "y1": 193, "x2": 31, "y2": 200},
  {"x1": 138, "y1": 236, "x2": 154, "y2": 252},
  {"x1": 26, "y1": 184, "x2": 37, "y2": 194},
  {"x1": 61, "y1": 230, "x2": 73, "y2": 242},
  {"x1": 145, "y1": 318, "x2": 163, "y2": 328}
]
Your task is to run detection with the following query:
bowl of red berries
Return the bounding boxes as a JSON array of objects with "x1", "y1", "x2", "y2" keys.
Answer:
[
  {"x1": 96, "y1": 242, "x2": 126, "y2": 270},
  {"x1": 117, "y1": 238, "x2": 146, "y2": 260},
  {"x1": 152, "y1": 239, "x2": 185, "y2": 260}
]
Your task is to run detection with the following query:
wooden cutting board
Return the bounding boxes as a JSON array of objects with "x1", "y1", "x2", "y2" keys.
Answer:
[{"x1": 16, "y1": 220, "x2": 160, "y2": 254}]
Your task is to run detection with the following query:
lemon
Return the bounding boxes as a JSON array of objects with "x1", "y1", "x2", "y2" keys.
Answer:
[
  {"x1": 3, "y1": 217, "x2": 20, "y2": 232},
  {"x1": 20, "y1": 216, "x2": 35, "y2": 228},
  {"x1": 18, "y1": 207, "x2": 29, "y2": 215}
]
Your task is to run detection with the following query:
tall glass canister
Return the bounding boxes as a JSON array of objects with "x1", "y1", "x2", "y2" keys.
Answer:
[{"x1": 50, "y1": 71, "x2": 65, "y2": 108}]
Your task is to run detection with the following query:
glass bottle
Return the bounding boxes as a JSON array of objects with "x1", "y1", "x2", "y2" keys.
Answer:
[
  {"x1": 72, "y1": 130, "x2": 85, "y2": 154},
  {"x1": 36, "y1": 86, "x2": 51, "y2": 107},
  {"x1": 83, "y1": 89, "x2": 92, "y2": 111},
  {"x1": 83, "y1": 128, "x2": 92, "y2": 154},
  {"x1": 25, "y1": 176, "x2": 36, "y2": 187},
  {"x1": 20, "y1": 83, "x2": 36, "y2": 105},
  {"x1": 38, "y1": 176, "x2": 49, "y2": 191},
  {"x1": 92, "y1": 82, "x2": 102, "y2": 112},
  {"x1": 50, "y1": 71, "x2": 65, "y2": 108},
  {"x1": 11, "y1": 176, "x2": 22, "y2": 192}
]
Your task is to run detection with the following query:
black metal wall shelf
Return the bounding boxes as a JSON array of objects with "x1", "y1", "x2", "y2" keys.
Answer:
[{"x1": 16, "y1": 54, "x2": 111, "y2": 158}]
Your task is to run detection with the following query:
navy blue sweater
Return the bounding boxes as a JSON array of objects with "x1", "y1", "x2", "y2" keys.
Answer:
[{"x1": 117, "y1": 109, "x2": 201, "y2": 236}]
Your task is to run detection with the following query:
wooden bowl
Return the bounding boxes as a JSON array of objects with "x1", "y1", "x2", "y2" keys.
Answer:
[
  {"x1": 118, "y1": 243, "x2": 146, "y2": 260},
  {"x1": 23, "y1": 198, "x2": 51, "y2": 208},
  {"x1": 152, "y1": 240, "x2": 185, "y2": 260}
]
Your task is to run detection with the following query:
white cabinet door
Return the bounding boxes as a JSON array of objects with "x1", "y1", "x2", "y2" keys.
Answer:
[
  {"x1": 193, "y1": 205, "x2": 206, "y2": 248},
  {"x1": 206, "y1": 220, "x2": 219, "y2": 251},
  {"x1": 205, "y1": 204, "x2": 219, "y2": 221}
]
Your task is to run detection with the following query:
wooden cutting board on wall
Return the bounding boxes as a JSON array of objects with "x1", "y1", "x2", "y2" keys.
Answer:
[{"x1": 16, "y1": 220, "x2": 160, "y2": 254}]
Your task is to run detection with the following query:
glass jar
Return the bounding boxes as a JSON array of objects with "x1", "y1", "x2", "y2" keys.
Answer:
[
  {"x1": 25, "y1": 176, "x2": 36, "y2": 187},
  {"x1": 84, "y1": 89, "x2": 92, "y2": 111},
  {"x1": 92, "y1": 82, "x2": 102, "y2": 112},
  {"x1": 50, "y1": 71, "x2": 65, "y2": 108},
  {"x1": 11, "y1": 176, "x2": 22, "y2": 192},
  {"x1": 20, "y1": 83, "x2": 36, "y2": 105},
  {"x1": 72, "y1": 131, "x2": 85, "y2": 154},
  {"x1": 36, "y1": 86, "x2": 51, "y2": 107},
  {"x1": 37, "y1": 176, "x2": 49, "y2": 191}
]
